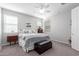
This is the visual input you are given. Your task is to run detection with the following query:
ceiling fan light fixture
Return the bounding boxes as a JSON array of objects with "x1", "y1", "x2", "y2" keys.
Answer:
[
  {"x1": 39, "y1": 9, "x2": 45, "y2": 14},
  {"x1": 61, "y1": 3, "x2": 66, "y2": 5}
]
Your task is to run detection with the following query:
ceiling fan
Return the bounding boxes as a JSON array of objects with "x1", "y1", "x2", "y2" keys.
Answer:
[
  {"x1": 61, "y1": 3, "x2": 66, "y2": 5},
  {"x1": 35, "y1": 3, "x2": 51, "y2": 14}
]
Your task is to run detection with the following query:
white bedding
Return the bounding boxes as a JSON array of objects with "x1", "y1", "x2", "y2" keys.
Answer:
[
  {"x1": 20, "y1": 33, "x2": 49, "y2": 40},
  {"x1": 19, "y1": 33, "x2": 50, "y2": 52}
]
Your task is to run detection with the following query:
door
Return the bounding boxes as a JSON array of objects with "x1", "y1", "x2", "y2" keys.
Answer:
[{"x1": 71, "y1": 6, "x2": 79, "y2": 51}]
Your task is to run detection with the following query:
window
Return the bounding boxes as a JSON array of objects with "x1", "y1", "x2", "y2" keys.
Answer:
[
  {"x1": 4, "y1": 14, "x2": 18, "y2": 33},
  {"x1": 37, "y1": 20, "x2": 42, "y2": 26}
]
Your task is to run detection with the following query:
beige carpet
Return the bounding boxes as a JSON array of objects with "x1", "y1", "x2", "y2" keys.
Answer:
[{"x1": 0, "y1": 41, "x2": 79, "y2": 56}]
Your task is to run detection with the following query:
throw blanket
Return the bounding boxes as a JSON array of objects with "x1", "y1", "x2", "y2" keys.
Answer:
[{"x1": 25, "y1": 36, "x2": 50, "y2": 51}]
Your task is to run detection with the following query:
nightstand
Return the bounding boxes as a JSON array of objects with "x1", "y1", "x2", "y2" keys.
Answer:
[{"x1": 7, "y1": 35, "x2": 18, "y2": 45}]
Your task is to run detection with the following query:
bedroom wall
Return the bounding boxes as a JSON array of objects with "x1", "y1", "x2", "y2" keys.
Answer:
[
  {"x1": 0, "y1": 8, "x2": 2, "y2": 44},
  {"x1": 2, "y1": 8, "x2": 42, "y2": 45},
  {"x1": 44, "y1": 4, "x2": 79, "y2": 44},
  {"x1": 49, "y1": 11, "x2": 71, "y2": 44}
]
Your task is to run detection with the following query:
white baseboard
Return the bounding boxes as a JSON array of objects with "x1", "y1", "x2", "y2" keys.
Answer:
[
  {"x1": 52, "y1": 40, "x2": 70, "y2": 47},
  {"x1": 1, "y1": 43, "x2": 10, "y2": 46}
]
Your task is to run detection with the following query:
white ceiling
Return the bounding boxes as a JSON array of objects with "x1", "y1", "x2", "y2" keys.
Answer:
[{"x1": 0, "y1": 3, "x2": 79, "y2": 19}]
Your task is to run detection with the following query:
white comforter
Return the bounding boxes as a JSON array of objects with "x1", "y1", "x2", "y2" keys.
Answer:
[{"x1": 19, "y1": 33, "x2": 50, "y2": 52}]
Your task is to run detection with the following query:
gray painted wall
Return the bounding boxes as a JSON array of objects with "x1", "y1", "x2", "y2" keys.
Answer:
[
  {"x1": 0, "y1": 8, "x2": 1, "y2": 44},
  {"x1": 49, "y1": 11, "x2": 71, "y2": 44},
  {"x1": 2, "y1": 8, "x2": 42, "y2": 45}
]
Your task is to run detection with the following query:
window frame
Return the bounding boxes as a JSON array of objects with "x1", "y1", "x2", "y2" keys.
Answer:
[{"x1": 4, "y1": 14, "x2": 18, "y2": 34}]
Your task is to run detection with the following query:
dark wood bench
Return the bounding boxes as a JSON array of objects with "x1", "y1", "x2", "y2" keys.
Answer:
[{"x1": 34, "y1": 40, "x2": 52, "y2": 55}]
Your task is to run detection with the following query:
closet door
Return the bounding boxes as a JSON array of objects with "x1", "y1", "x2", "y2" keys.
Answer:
[{"x1": 71, "y1": 6, "x2": 79, "y2": 51}]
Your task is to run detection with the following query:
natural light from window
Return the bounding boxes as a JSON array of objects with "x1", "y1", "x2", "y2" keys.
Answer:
[{"x1": 4, "y1": 14, "x2": 18, "y2": 33}]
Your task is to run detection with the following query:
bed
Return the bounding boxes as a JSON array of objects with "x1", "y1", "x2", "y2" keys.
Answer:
[{"x1": 19, "y1": 33, "x2": 50, "y2": 52}]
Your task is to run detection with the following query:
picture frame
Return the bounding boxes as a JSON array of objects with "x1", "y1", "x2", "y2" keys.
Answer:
[{"x1": 26, "y1": 23, "x2": 31, "y2": 27}]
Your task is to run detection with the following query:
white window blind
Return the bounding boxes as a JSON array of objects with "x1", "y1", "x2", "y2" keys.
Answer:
[{"x1": 4, "y1": 14, "x2": 18, "y2": 33}]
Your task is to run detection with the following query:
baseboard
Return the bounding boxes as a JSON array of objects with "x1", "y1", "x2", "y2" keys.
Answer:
[
  {"x1": 1, "y1": 43, "x2": 10, "y2": 46},
  {"x1": 52, "y1": 40, "x2": 71, "y2": 47}
]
